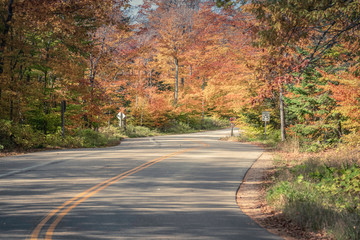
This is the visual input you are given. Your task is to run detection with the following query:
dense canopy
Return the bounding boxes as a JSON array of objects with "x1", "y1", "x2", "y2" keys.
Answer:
[{"x1": 0, "y1": 0, "x2": 359, "y2": 150}]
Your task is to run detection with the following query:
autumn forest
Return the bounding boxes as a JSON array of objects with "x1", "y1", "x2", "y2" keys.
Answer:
[
  {"x1": 0, "y1": 0, "x2": 359, "y2": 151},
  {"x1": 1, "y1": 1, "x2": 360, "y2": 238}
]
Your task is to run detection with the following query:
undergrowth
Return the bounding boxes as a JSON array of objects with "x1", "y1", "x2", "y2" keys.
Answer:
[
  {"x1": 235, "y1": 125, "x2": 360, "y2": 239},
  {"x1": 0, "y1": 117, "x2": 228, "y2": 152},
  {"x1": 267, "y1": 143, "x2": 360, "y2": 239}
]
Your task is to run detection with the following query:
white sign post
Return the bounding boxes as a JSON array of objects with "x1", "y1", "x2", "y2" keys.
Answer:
[
  {"x1": 117, "y1": 112, "x2": 126, "y2": 129},
  {"x1": 262, "y1": 111, "x2": 270, "y2": 138}
]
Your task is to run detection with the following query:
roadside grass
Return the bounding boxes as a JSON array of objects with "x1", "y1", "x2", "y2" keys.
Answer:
[
  {"x1": 266, "y1": 149, "x2": 360, "y2": 239},
  {"x1": 232, "y1": 128, "x2": 360, "y2": 239},
  {"x1": 123, "y1": 125, "x2": 160, "y2": 138},
  {"x1": 124, "y1": 117, "x2": 229, "y2": 137},
  {"x1": 0, "y1": 117, "x2": 228, "y2": 154},
  {"x1": 45, "y1": 126, "x2": 124, "y2": 148}
]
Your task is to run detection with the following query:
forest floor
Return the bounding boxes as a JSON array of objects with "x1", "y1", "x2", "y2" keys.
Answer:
[{"x1": 237, "y1": 149, "x2": 331, "y2": 240}]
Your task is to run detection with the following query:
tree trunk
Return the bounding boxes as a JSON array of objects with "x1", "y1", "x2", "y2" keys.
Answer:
[
  {"x1": 174, "y1": 57, "x2": 179, "y2": 105},
  {"x1": 135, "y1": 69, "x2": 141, "y2": 109},
  {"x1": 0, "y1": 0, "x2": 14, "y2": 74},
  {"x1": 279, "y1": 88, "x2": 286, "y2": 141},
  {"x1": 202, "y1": 75, "x2": 205, "y2": 128},
  {"x1": 337, "y1": 114, "x2": 343, "y2": 139},
  {"x1": 10, "y1": 99, "x2": 13, "y2": 121},
  {"x1": 95, "y1": 116, "x2": 99, "y2": 132},
  {"x1": 43, "y1": 72, "x2": 48, "y2": 135},
  {"x1": 61, "y1": 100, "x2": 66, "y2": 138},
  {"x1": 189, "y1": 65, "x2": 193, "y2": 84},
  {"x1": 149, "y1": 70, "x2": 153, "y2": 87}
]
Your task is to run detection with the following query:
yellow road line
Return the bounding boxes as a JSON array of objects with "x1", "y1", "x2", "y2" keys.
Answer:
[
  {"x1": 30, "y1": 156, "x2": 166, "y2": 240},
  {"x1": 45, "y1": 149, "x2": 192, "y2": 239},
  {"x1": 30, "y1": 144, "x2": 207, "y2": 240}
]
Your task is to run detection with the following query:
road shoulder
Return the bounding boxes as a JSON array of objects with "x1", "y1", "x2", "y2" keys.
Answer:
[
  {"x1": 236, "y1": 150, "x2": 326, "y2": 240},
  {"x1": 236, "y1": 151, "x2": 309, "y2": 240}
]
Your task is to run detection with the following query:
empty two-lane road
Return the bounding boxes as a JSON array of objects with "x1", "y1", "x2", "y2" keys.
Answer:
[{"x1": 0, "y1": 129, "x2": 282, "y2": 240}]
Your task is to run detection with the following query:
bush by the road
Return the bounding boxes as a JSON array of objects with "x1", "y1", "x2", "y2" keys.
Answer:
[
  {"x1": 0, "y1": 117, "x2": 228, "y2": 152},
  {"x1": 0, "y1": 122, "x2": 123, "y2": 151},
  {"x1": 234, "y1": 126, "x2": 360, "y2": 239},
  {"x1": 266, "y1": 147, "x2": 360, "y2": 239}
]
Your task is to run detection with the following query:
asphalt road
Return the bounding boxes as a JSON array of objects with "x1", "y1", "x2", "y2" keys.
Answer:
[{"x1": 0, "y1": 129, "x2": 282, "y2": 240}]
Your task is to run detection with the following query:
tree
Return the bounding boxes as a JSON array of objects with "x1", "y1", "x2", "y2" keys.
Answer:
[
  {"x1": 242, "y1": 0, "x2": 360, "y2": 141},
  {"x1": 0, "y1": 0, "x2": 130, "y2": 148},
  {"x1": 145, "y1": 0, "x2": 196, "y2": 106}
]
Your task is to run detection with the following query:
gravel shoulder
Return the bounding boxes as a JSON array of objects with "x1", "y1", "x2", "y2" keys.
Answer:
[{"x1": 237, "y1": 150, "x2": 329, "y2": 240}]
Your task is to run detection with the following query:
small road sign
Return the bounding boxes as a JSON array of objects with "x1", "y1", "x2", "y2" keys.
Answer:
[
  {"x1": 262, "y1": 111, "x2": 270, "y2": 138},
  {"x1": 117, "y1": 112, "x2": 127, "y2": 130},
  {"x1": 262, "y1": 111, "x2": 270, "y2": 122},
  {"x1": 117, "y1": 112, "x2": 126, "y2": 120}
]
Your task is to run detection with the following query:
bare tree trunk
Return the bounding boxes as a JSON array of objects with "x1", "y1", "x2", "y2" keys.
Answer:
[
  {"x1": 202, "y1": 75, "x2": 205, "y2": 128},
  {"x1": 279, "y1": 88, "x2": 286, "y2": 141},
  {"x1": 61, "y1": 100, "x2": 66, "y2": 138},
  {"x1": 336, "y1": 113, "x2": 343, "y2": 139},
  {"x1": 149, "y1": 70, "x2": 153, "y2": 87},
  {"x1": 86, "y1": 30, "x2": 107, "y2": 129},
  {"x1": 10, "y1": 99, "x2": 13, "y2": 121},
  {"x1": 0, "y1": 0, "x2": 14, "y2": 74},
  {"x1": 174, "y1": 57, "x2": 179, "y2": 105},
  {"x1": 43, "y1": 71, "x2": 48, "y2": 135},
  {"x1": 140, "y1": 102, "x2": 144, "y2": 126},
  {"x1": 189, "y1": 65, "x2": 193, "y2": 84},
  {"x1": 135, "y1": 69, "x2": 141, "y2": 109},
  {"x1": 108, "y1": 109, "x2": 111, "y2": 127}
]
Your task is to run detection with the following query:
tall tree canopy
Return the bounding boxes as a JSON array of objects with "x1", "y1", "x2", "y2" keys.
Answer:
[{"x1": 1, "y1": 0, "x2": 359, "y2": 150}]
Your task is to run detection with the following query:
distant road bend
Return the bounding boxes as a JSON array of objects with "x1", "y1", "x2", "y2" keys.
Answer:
[{"x1": 0, "y1": 129, "x2": 282, "y2": 240}]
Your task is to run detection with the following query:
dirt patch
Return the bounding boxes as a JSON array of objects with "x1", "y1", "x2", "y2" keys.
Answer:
[
  {"x1": 0, "y1": 148, "x2": 58, "y2": 158},
  {"x1": 0, "y1": 151, "x2": 26, "y2": 158},
  {"x1": 237, "y1": 151, "x2": 330, "y2": 240}
]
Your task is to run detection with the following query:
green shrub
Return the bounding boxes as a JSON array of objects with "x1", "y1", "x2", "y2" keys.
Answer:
[
  {"x1": 0, "y1": 120, "x2": 13, "y2": 149},
  {"x1": 43, "y1": 126, "x2": 123, "y2": 149},
  {"x1": 44, "y1": 128, "x2": 83, "y2": 148},
  {"x1": 99, "y1": 126, "x2": 123, "y2": 145},
  {"x1": 125, "y1": 125, "x2": 159, "y2": 138},
  {"x1": 237, "y1": 124, "x2": 281, "y2": 148},
  {"x1": 0, "y1": 120, "x2": 45, "y2": 150},
  {"x1": 0, "y1": 122, "x2": 122, "y2": 151},
  {"x1": 99, "y1": 125, "x2": 123, "y2": 138},
  {"x1": 76, "y1": 129, "x2": 108, "y2": 147},
  {"x1": 25, "y1": 108, "x2": 61, "y2": 134},
  {"x1": 201, "y1": 117, "x2": 229, "y2": 130},
  {"x1": 267, "y1": 161, "x2": 360, "y2": 239},
  {"x1": 161, "y1": 121, "x2": 193, "y2": 133},
  {"x1": 161, "y1": 117, "x2": 228, "y2": 134}
]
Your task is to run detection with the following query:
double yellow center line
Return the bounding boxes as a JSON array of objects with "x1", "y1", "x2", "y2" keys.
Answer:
[{"x1": 30, "y1": 142, "x2": 208, "y2": 240}]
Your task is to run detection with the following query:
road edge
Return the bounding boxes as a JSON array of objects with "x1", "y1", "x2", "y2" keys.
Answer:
[{"x1": 236, "y1": 150, "x2": 297, "y2": 240}]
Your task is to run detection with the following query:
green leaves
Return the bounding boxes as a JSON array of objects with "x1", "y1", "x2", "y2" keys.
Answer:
[
  {"x1": 267, "y1": 161, "x2": 360, "y2": 238},
  {"x1": 283, "y1": 67, "x2": 341, "y2": 150},
  {"x1": 215, "y1": 0, "x2": 235, "y2": 8}
]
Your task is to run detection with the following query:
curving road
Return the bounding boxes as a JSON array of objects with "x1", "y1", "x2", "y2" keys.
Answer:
[{"x1": 0, "y1": 129, "x2": 282, "y2": 240}]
